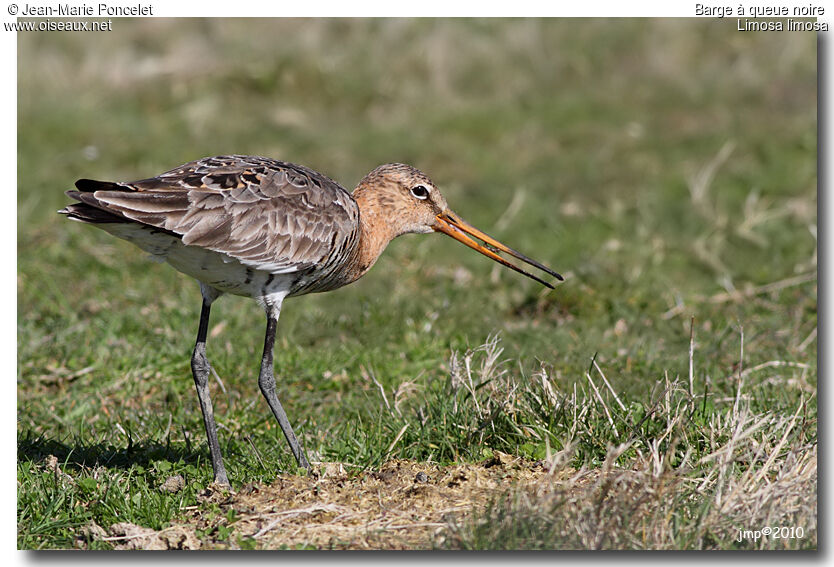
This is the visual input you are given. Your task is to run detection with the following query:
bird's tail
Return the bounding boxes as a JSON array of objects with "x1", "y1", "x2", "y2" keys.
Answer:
[
  {"x1": 58, "y1": 202, "x2": 125, "y2": 224},
  {"x1": 58, "y1": 179, "x2": 128, "y2": 224}
]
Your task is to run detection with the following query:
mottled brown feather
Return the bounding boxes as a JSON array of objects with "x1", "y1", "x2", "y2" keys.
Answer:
[{"x1": 73, "y1": 155, "x2": 360, "y2": 280}]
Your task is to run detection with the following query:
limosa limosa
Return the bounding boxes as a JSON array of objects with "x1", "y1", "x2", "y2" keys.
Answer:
[{"x1": 60, "y1": 155, "x2": 562, "y2": 486}]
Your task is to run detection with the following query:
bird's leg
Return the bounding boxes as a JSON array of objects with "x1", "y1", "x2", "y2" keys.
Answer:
[
  {"x1": 191, "y1": 298, "x2": 230, "y2": 487},
  {"x1": 258, "y1": 305, "x2": 311, "y2": 471}
]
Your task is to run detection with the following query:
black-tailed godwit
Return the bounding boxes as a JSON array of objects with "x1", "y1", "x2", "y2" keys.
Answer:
[{"x1": 60, "y1": 155, "x2": 562, "y2": 486}]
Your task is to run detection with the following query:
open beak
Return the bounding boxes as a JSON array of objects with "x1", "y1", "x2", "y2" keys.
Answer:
[{"x1": 433, "y1": 211, "x2": 563, "y2": 289}]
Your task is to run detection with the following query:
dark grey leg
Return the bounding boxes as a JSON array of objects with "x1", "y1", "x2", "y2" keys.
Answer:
[
  {"x1": 191, "y1": 299, "x2": 230, "y2": 486},
  {"x1": 258, "y1": 313, "x2": 310, "y2": 470}
]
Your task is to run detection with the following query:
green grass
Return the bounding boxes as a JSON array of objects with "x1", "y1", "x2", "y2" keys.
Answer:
[{"x1": 18, "y1": 19, "x2": 816, "y2": 549}]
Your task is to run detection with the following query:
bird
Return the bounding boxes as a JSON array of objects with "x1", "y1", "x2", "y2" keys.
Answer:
[{"x1": 59, "y1": 155, "x2": 562, "y2": 487}]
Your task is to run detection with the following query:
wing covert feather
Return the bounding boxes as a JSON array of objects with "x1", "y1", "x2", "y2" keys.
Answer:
[{"x1": 90, "y1": 155, "x2": 359, "y2": 274}]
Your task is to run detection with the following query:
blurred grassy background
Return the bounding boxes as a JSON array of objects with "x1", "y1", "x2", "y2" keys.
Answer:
[{"x1": 17, "y1": 19, "x2": 816, "y2": 548}]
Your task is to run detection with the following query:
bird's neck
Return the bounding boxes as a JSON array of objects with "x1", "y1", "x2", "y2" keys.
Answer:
[{"x1": 344, "y1": 187, "x2": 400, "y2": 283}]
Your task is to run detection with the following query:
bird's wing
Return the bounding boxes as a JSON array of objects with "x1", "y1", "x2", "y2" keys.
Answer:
[{"x1": 72, "y1": 155, "x2": 360, "y2": 274}]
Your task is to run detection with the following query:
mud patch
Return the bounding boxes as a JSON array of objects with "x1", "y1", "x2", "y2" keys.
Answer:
[
  {"x1": 233, "y1": 455, "x2": 548, "y2": 548},
  {"x1": 128, "y1": 453, "x2": 558, "y2": 549},
  {"x1": 80, "y1": 453, "x2": 574, "y2": 549},
  {"x1": 201, "y1": 453, "x2": 554, "y2": 549}
]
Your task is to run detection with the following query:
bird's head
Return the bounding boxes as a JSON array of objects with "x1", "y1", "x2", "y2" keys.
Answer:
[
  {"x1": 353, "y1": 163, "x2": 563, "y2": 288},
  {"x1": 354, "y1": 163, "x2": 447, "y2": 235}
]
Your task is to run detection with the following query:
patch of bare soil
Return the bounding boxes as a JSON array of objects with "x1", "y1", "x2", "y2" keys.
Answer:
[
  {"x1": 205, "y1": 453, "x2": 560, "y2": 549},
  {"x1": 83, "y1": 521, "x2": 201, "y2": 550},
  {"x1": 91, "y1": 452, "x2": 569, "y2": 550}
]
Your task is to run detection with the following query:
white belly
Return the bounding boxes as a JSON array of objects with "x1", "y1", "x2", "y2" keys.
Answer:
[{"x1": 99, "y1": 223, "x2": 297, "y2": 299}]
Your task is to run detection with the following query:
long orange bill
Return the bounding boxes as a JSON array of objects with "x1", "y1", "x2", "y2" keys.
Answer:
[{"x1": 433, "y1": 211, "x2": 563, "y2": 289}]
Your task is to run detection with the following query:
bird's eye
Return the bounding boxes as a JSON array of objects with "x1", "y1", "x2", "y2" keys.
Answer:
[{"x1": 410, "y1": 185, "x2": 429, "y2": 200}]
